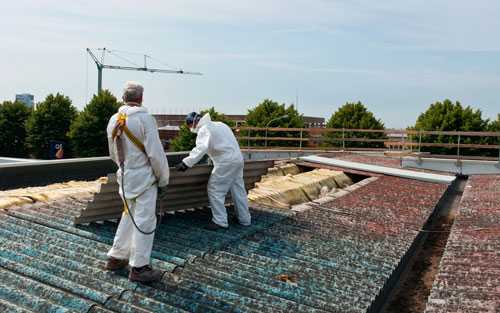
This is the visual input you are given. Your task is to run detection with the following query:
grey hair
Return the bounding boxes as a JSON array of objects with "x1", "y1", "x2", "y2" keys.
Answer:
[{"x1": 122, "y1": 81, "x2": 144, "y2": 103}]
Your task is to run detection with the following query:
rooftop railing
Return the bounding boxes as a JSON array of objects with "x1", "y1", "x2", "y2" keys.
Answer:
[{"x1": 235, "y1": 127, "x2": 500, "y2": 161}]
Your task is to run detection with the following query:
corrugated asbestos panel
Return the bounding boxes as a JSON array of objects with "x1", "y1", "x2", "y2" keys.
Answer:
[
  {"x1": 0, "y1": 174, "x2": 449, "y2": 312},
  {"x1": 425, "y1": 175, "x2": 500, "y2": 313},
  {"x1": 74, "y1": 160, "x2": 274, "y2": 224},
  {"x1": 300, "y1": 155, "x2": 455, "y2": 184}
]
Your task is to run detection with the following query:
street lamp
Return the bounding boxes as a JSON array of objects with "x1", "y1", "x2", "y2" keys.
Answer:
[{"x1": 265, "y1": 115, "x2": 289, "y2": 147}]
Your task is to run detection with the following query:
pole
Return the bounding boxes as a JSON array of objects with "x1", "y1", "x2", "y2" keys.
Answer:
[
  {"x1": 97, "y1": 67, "x2": 103, "y2": 93},
  {"x1": 299, "y1": 129, "x2": 303, "y2": 150},
  {"x1": 342, "y1": 128, "x2": 345, "y2": 150},
  {"x1": 265, "y1": 128, "x2": 268, "y2": 147},
  {"x1": 496, "y1": 133, "x2": 500, "y2": 163},
  {"x1": 402, "y1": 132, "x2": 405, "y2": 151},
  {"x1": 456, "y1": 134, "x2": 462, "y2": 175},
  {"x1": 418, "y1": 130, "x2": 422, "y2": 153}
]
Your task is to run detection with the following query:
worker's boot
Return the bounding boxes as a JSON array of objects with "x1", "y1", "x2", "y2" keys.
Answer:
[
  {"x1": 205, "y1": 220, "x2": 228, "y2": 231},
  {"x1": 129, "y1": 265, "x2": 163, "y2": 283},
  {"x1": 231, "y1": 215, "x2": 251, "y2": 227},
  {"x1": 105, "y1": 257, "x2": 128, "y2": 271}
]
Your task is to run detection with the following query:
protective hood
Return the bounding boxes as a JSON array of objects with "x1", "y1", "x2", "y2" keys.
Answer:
[
  {"x1": 118, "y1": 104, "x2": 148, "y2": 116},
  {"x1": 194, "y1": 113, "x2": 211, "y2": 132}
]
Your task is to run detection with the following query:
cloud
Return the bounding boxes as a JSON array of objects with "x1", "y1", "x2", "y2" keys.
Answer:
[
  {"x1": 5, "y1": 0, "x2": 500, "y2": 52},
  {"x1": 2, "y1": 0, "x2": 500, "y2": 127}
]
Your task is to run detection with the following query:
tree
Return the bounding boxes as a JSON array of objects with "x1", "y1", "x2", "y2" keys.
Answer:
[
  {"x1": 488, "y1": 114, "x2": 500, "y2": 131},
  {"x1": 170, "y1": 107, "x2": 235, "y2": 152},
  {"x1": 244, "y1": 99, "x2": 304, "y2": 147},
  {"x1": 68, "y1": 90, "x2": 120, "y2": 157},
  {"x1": 25, "y1": 93, "x2": 78, "y2": 159},
  {"x1": 325, "y1": 101, "x2": 385, "y2": 148},
  {"x1": 0, "y1": 101, "x2": 31, "y2": 157},
  {"x1": 485, "y1": 114, "x2": 500, "y2": 156},
  {"x1": 413, "y1": 99, "x2": 488, "y2": 155}
]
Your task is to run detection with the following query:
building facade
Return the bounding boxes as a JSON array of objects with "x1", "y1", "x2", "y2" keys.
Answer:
[
  {"x1": 15, "y1": 94, "x2": 35, "y2": 108},
  {"x1": 153, "y1": 114, "x2": 325, "y2": 128}
]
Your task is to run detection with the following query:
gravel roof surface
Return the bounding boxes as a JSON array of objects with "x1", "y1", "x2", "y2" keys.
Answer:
[{"x1": 425, "y1": 175, "x2": 500, "y2": 313}]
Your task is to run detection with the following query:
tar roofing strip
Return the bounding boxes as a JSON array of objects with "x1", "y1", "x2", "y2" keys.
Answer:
[{"x1": 425, "y1": 175, "x2": 500, "y2": 313}]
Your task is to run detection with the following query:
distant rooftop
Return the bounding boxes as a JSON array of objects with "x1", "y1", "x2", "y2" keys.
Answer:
[{"x1": 154, "y1": 114, "x2": 325, "y2": 128}]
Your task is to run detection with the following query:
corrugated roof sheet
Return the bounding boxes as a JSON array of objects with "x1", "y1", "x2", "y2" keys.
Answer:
[
  {"x1": 0, "y1": 174, "x2": 449, "y2": 313},
  {"x1": 425, "y1": 175, "x2": 500, "y2": 313}
]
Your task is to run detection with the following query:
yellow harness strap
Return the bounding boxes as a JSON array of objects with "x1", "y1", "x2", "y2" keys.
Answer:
[
  {"x1": 112, "y1": 113, "x2": 146, "y2": 154},
  {"x1": 112, "y1": 113, "x2": 147, "y2": 216}
]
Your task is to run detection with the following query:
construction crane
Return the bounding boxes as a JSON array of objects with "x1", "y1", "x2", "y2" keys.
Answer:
[{"x1": 86, "y1": 48, "x2": 202, "y2": 93}]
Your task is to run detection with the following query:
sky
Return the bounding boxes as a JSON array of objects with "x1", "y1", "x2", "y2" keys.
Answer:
[{"x1": 1, "y1": 0, "x2": 500, "y2": 128}]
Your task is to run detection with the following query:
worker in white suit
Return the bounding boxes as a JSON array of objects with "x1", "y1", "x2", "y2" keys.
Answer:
[
  {"x1": 105, "y1": 81, "x2": 169, "y2": 283},
  {"x1": 176, "y1": 112, "x2": 251, "y2": 230}
]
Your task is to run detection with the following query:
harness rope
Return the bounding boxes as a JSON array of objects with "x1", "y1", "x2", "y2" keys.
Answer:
[{"x1": 112, "y1": 113, "x2": 159, "y2": 235}]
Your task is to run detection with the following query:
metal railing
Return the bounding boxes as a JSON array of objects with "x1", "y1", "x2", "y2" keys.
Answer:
[{"x1": 234, "y1": 127, "x2": 500, "y2": 161}]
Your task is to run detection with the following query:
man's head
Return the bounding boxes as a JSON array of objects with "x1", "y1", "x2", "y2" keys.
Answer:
[
  {"x1": 122, "y1": 81, "x2": 144, "y2": 105},
  {"x1": 185, "y1": 112, "x2": 202, "y2": 133}
]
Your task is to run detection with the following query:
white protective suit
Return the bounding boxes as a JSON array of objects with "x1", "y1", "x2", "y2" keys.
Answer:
[
  {"x1": 106, "y1": 104, "x2": 169, "y2": 267},
  {"x1": 182, "y1": 113, "x2": 251, "y2": 227}
]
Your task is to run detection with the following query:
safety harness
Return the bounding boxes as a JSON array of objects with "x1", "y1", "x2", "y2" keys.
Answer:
[{"x1": 112, "y1": 112, "x2": 158, "y2": 235}]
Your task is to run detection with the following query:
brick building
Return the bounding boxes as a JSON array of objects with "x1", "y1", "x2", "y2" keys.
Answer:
[{"x1": 153, "y1": 114, "x2": 325, "y2": 128}]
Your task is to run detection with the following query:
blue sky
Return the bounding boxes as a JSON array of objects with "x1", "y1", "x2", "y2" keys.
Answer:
[{"x1": 1, "y1": 0, "x2": 499, "y2": 128}]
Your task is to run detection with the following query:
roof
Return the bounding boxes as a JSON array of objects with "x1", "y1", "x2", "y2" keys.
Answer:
[
  {"x1": 0, "y1": 157, "x2": 34, "y2": 165},
  {"x1": 424, "y1": 174, "x2": 500, "y2": 313},
  {"x1": 319, "y1": 152, "x2": 403, "y2": 168},
  {"x1": 0, "y1": 169, "x2": 450, "y2": 313},
  {"x1": 300, "y1": 155, "x2": 455, "y2": 184}
]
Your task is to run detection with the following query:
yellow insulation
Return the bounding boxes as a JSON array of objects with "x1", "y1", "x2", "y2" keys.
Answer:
[
  {"x1": 0, "y1": 178, "x2": 106, "y2": 210},
  {"x1": 249, "y1": 168, "x2": 352, "y2": 209},
  {"x1": 261, "y1": 163, "x2": 301, "y2": 182}
]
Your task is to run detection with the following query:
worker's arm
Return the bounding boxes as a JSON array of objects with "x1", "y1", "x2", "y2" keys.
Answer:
[
  {"x1": 106, "y1": 118, "x2": 119, "y2": 165},
  {"x1": 143, "y1": 115, "x2": 170, "y2": 187},
  {"x1": 182, "y1": 127, "x2": 209, "y2": 168}
]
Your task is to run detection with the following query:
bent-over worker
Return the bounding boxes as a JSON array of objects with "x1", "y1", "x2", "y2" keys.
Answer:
[
  {"x1": 176, "y1": 112, "x2": 251, "y2": 230},
  {"x1": 105, "y1": 81, "x2": 169, "y2": 283}
]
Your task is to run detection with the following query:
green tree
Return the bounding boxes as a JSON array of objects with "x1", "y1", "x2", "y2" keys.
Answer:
[
  {"x1": 488, "y1": 114, "x2": 500, "y2": 131},
  {"x1": 0, "y1": 101, "x2": 31, "y2": 157},
  {"x1": 25, "y1": 93, "x2": 77, "y2": 159},
  {"x1": 485, "y1": 114, "x2": 500, "y2": 156},
  {"x1": 325, "y1": 101, "x2": 385, "y2": 148},
  {"x1": 170, "y1": 107, "x2": 235, "y2": 152},
  {"x1": 244, "y1": 99, "x2": 304, "y2": 147},
  {"x1": 413, "y1": 99, "x2": 488, "y2": 155},
  {"x1": 68, "y1": 90, "x2": 120, "y2": 157}
]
